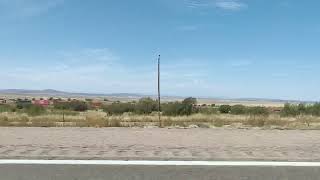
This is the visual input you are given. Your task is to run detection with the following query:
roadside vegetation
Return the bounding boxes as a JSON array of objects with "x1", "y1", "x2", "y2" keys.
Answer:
[{"x1": 1, "y1": 97, "x2": 320, "y2": 129}]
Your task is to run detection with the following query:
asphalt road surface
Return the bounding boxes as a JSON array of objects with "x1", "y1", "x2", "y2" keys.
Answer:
[{"x1": 1, "y1": 161, "x2": 320, "y2": 180}]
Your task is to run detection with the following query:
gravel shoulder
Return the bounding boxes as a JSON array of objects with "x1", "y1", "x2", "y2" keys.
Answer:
[{"x1": 1, "y1": 127, "x2": 320, "y2": 161}]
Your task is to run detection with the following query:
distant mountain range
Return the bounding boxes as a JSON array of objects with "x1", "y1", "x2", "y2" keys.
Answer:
[
  {"x1": 0, "y1": 89, "x2": 313, "y2": 103},
  {"x1": 0, "y1": 89, "x2": 144, "y2": 98}
]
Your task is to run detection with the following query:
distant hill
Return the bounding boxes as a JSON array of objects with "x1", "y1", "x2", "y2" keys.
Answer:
[
  {"x1": 0, "y1": 89, "x2": 144, "y2": 98},
  {"x1": 0, "y1": 89, "x2": 312, "y2": 104}
]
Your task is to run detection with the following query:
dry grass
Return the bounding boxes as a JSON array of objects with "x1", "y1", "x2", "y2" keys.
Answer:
[{"x1": 1, "y1": 111, "x2": 320, "y2": 129}]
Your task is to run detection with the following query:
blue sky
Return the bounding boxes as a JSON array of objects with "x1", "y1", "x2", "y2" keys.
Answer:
[{"x1": 0, "y1": 0, "x2": 320, "y2": 101}]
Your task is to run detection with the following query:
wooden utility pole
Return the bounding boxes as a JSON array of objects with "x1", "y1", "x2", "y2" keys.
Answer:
[{"x1": 158, "y1": 55, "x2": 161, "y2": 127}]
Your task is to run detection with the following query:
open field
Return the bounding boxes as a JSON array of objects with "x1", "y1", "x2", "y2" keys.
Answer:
[
  {"x1": 1, "y1": 94, "x2": 318, "y2": 129},
  {"x1": 197, "y1": 99, "x2": 286, "y2": 107},
  {"x1": 1, "y1": 127, "x2": 320, "y2": 161},
  {"x1": 1, "y1": 112, "x2": 320, "y2": 130},
  {"x1": 0, "y1": 93, "x2": 287, "y2": 107}
]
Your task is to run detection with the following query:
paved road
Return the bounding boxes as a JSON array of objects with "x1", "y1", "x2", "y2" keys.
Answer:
[
  {"x1": 1, "y1": 164, "x2": 320, "y2": 180},
  {"x1": 1, "y1": 127, "x2": 320, "y2": 161}
]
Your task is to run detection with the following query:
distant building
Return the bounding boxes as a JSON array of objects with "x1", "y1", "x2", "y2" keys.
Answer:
[{"x1": 33, "y1": 99, "x2": 50, "y2": 107}]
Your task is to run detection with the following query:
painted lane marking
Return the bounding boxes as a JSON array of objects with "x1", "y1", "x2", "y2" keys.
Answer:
[{"x1": 1, "y1": 160, "x2": 320, "y2": 167}]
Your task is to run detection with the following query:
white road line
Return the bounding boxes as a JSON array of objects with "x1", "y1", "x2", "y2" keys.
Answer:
[{"x1": 1, "y1": 160, "x2": 320, "y2": 167}]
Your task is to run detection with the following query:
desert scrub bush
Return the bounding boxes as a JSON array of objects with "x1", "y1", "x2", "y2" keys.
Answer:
[
  {"x1": 23, "y1": 104, "x2": 46, "y2": 116},
  {"x1": 161, "y1": 102, "x2": 181, "y2": 116},
  {"x1": 86, "y1": 113, "x2": 107, "y2": 127},
  {"x1": 213, "y1": 118, "x2": 225, "y2": 127},
  {"x1": 134, "y1": 97, "x2": 158, "y2": 114},
  {"x1": 103, "y1": 102, "x2": 135, "y2": 115},
  {"x1": 0, "y1": 104, "x2": 16, "y2": 113},
  {"x1": 296, "y1": 115, "x2": 313, "y2": 127},
  {"x1": 245, "y1": 116, "x2": 266, "y2": 127},
  {"x1": 106, "y1": 117, "x2": 122, "y2": 127},
  {"x1": 307, "y1": 103, "x2": 320, "y2": 116},
  {"x1": 188, "y1": 114, "x2": 214, "y2": 122},
  {"x1": 281, "y1": 103, "x2": 300, "y2": 117},
  {"x1": 20, "y1": 115, "x2": 30, "y2": 123},
  {"x1": 281, "y1": 103, "x2": 320, "y2": 117},
  {"x1": 198, "y1": 107, "x2": 218, "y2": 114},
  {"x1": 50, "y1": 109, "x2": 80, "y2": 116},
  {"x1": 54, "y1": 101, "x2": 88, "y2": 112},
  {"x1": 264, "y1": 116, "x2": 289, "y2": 127},
  {"x1": 219, "y1": 105, "x2": 231, "y2": 114},
  {"x1": 0, "y1": 114, "x2": 9, "y2": 121},
  {"x1": 162, "y1": 97, "x2": 198, "y2": 116},
  {"x1": 230, "y1": 105, "x2": 247, "y2": 115},
  {"x1": 247, "y1": 106, "x2": 269, "y2": 116}
]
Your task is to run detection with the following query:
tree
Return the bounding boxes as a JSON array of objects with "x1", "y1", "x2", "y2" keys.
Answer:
[{"x1": 180, "y1": 97, "x2": 198, "y2": 116}]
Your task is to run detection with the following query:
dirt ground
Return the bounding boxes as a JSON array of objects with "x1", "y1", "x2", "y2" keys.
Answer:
[{"x1": 1, "y1": 127, "x2": 320, "y2": 161}]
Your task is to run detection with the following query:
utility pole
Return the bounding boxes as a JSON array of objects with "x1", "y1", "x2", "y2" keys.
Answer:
[{"x1": 158, "y1": 55, "x2": 162, "y2": 127}]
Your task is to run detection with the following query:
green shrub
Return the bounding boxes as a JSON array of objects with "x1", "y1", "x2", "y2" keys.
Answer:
[
  {"x1": 230, "y1": 105, "x2": 247, "y2": 115},
  {"x1": 54, "y1": 101, "x2": 88, "y2": 112},
  {"x1": 162, "y1": 102, "x2": 182, "y2": 116},
  {"x1": 281, "y1": 103, "x2": 300, "y2": 117},
  {"x1": 219, "y1": 105, "x2": 231, "y2": 114},
  {"x1": 135, "y1": 98, "x2": 157, "y2": 114},
  {"x1": 162, "y1": 97, "x2": 198, "y2": 116},
  {"x1": 16, "y1": 100, "x2": 32, "y2": 109},
  {"x1": 199, "y1": 107, "x2": 218, "y2": 115},
  {"x1": 245, "y1": 116, "x2": 266, "y2": 127},
  {"x1": 308, "y1": 103, "x2": 320, "y2": 116},
  {"x1": 51, "y1": 109, "x2": 79, "y2": 116},
  {"x1": 103, "y1": 102, "x2": 135, "y2": 115},
  {"x1": 0, "y1": 104, "x2": 15, "y2": 113},
  {"x1": 247, "y1": 106, "x2": 269, "y2": 116},
  {"x1": 24, "y1": 105, "x2": 46, "y2": 116}
]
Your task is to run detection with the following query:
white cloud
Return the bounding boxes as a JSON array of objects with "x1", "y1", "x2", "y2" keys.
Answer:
[
  {"x1": 185, "y1": 0, "x2": 210, "y2": 8},
  {"x1": 0, "y1": 50, "x2": 226, "y2": 96},
  {"x1": 0, "y1": 0, "x2": 64, "y2": 17},
  {"x1": 0, "y1": 48, "x2": 156, "y2": 94},
  {"x1": 215, "y1": 0, "x2": 247, "y2": 11},
  {"x1": 184, "y1": 0, "x2": 247, "y2": 11}
]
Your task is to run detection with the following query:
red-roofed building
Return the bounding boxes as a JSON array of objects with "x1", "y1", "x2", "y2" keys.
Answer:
[{"x1": 33, "y1": 99, "x2": 50, "y2": 107}]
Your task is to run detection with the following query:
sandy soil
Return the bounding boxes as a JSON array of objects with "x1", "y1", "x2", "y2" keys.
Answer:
[{"x1": 1, "y1": 127, "x2": 320, "y2": 161}]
